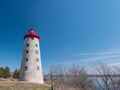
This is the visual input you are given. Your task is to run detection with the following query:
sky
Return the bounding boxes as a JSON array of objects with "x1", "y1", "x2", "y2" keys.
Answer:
[{"x1": 0, "y1": 0, "x2": 120, "y2": 72}]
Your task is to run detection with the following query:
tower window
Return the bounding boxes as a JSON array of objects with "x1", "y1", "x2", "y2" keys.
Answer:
[
  {"x1": 26, "y1": 58, "x2": 28, "y2": 62},
  {"x1": 31, "y1": 37, "x2": 34, "y2": 40},
  {"x1": 36, "y1": 58, "x2": 39, "y2": 62},
  {"x1": 35, "y1": 44, "x2": 38, "y2": 47},
  {"x1": 37, "y1": 66, "x2": 39, "y2": 70},
  {"x1": 25, "y1": 66, "x2": 28, "y2": 71},
  {"x1": 36, "y1": 50, "x2": 38, "y2": 54},
  {"x1": 26, "y1": 50, "x2": 29, "y2": 54},
  {"x1": 26, "y1": 44, "x2": 29, "y2": 47}
]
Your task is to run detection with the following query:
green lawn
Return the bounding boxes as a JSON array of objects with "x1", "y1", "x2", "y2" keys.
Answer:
[{"x1": 0, "y1": 81, "x2": 51, "y2": 90}]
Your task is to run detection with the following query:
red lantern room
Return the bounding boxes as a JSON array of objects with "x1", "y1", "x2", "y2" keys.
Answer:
[{"x1": 24, "y1": 29, "x2": 40, "y2": 40}]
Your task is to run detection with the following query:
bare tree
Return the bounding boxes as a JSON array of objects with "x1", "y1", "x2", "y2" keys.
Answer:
[
  {"x1": 95, "y1": 63, "x2": 118, "y2": 90},
  {"x1": 66, "y1": 65, "x2": 95, "y2": 90},
  {"x1": 47, "y1": 65, "x2": 95, "y2": 90},
  {"x1": 47, "y1": 66, "x2": 66, "y2": 84},
  {"x1": 48, "y1": 66, "x2": 56, "y2": 83}
]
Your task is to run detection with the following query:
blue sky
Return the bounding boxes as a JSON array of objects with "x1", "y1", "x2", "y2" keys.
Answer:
[{"x1": 0, "y1": 0, "x2": 120, "y2": 72}]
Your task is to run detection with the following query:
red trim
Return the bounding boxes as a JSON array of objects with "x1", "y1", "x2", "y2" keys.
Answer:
[{"x1": 24, "y1": 29, "x2": 40, "y2": 40}]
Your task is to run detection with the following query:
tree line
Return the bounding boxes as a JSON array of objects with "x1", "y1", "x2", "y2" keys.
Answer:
[
  {"x1": 45, "y1": 64, "x2": 120, "y2": 90},
  {"x1": 0, "y1": 66, "x2": 19, "y2": 79}
]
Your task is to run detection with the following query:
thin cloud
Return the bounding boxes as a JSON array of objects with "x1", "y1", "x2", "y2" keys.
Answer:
[
  {"x1": 61, "y1": 54, "x2": 120, "y2": 66},
  {"x1": 81, "y1": 55, "x2": 120, "y2": 62},
  {"x1": 75, "y1": 49, "x2": 120, "y2": 56},
  {"x1": 60, "y1": 49, "x2": 120, "y2": 66}
]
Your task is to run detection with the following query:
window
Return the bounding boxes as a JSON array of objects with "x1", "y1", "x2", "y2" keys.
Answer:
[
  {"x1": 36, "y1": 50, "x2": 38, "y2": 54},
  {"x1": 26, "y1": 44, "x2": 29, "y2": 47},
  {"x1": 37, "y1": 66, "x2": 39, "y2": 70},
  {"x1": 26, "y1": 50, "x2": 29, "y2": 54},
  {"x1": 25, "y1": 66, "x2": 28, "y2": 71},
  {"x1": 31, "y1": 37, "x2": 34, "y2": 40},
  {"x1": 36, "y1": 58, "x2": 39, "y2": 62},
  {"x1": 26, "y1": 58, "x2": 28, "y2": 62},
  {"x1": 35, "y1": 44, "x2": 38, "y2": 47}
]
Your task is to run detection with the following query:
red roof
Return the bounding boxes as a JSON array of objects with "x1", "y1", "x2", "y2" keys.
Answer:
[{"x1": 24, "y1": 29, "x2": 40, "y2": 40}]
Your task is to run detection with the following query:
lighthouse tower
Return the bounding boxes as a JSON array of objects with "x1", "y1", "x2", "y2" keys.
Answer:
[{"x1": 19, "y1": 29, "x2": 44, "y2": 84}]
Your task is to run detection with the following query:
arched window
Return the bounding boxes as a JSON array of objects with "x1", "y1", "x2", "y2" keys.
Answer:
[
  {"x1": 26, "y1": 44, "x2": 29, "y2": 47},
  {"x1": 35, "y1": 44, "x2": 38, "y2": 47},
  {"x1": 37, "y1": 66, "x2": 39, "y2": 70},
  {"x1": 26, "y1": 58, "x2": 28, "y2": 62},
  {"x1": 25, "y1": 66, "x2": 28, "y2": 71},
  {"x1": 36, "y1": 58, "x2": 39, "y2": 62},
  {"x1": 26, "y1": 50, "x2": 29, "y2": 54},
  {"x1": 36, "y1": 50, "x2": 38, "y2": 54}
]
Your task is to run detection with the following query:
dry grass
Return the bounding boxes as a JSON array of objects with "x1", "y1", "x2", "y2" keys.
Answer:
[{"x1": 0, "y1": 81, "x2": 51, "y2": 90}]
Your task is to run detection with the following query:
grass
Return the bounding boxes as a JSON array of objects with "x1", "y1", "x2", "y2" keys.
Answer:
[{"x1": 0, "y1": 81, "x2": 51, "y2": 90}]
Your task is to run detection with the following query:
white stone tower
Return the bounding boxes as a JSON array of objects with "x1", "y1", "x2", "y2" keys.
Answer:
[{"x1": 19, "y1": 29, "x2": 44, "y2": 84}]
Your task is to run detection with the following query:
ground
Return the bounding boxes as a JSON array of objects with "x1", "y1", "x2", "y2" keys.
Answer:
[{"x1": 0, "y1": 80, "x2": 51, "y2": 90}]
